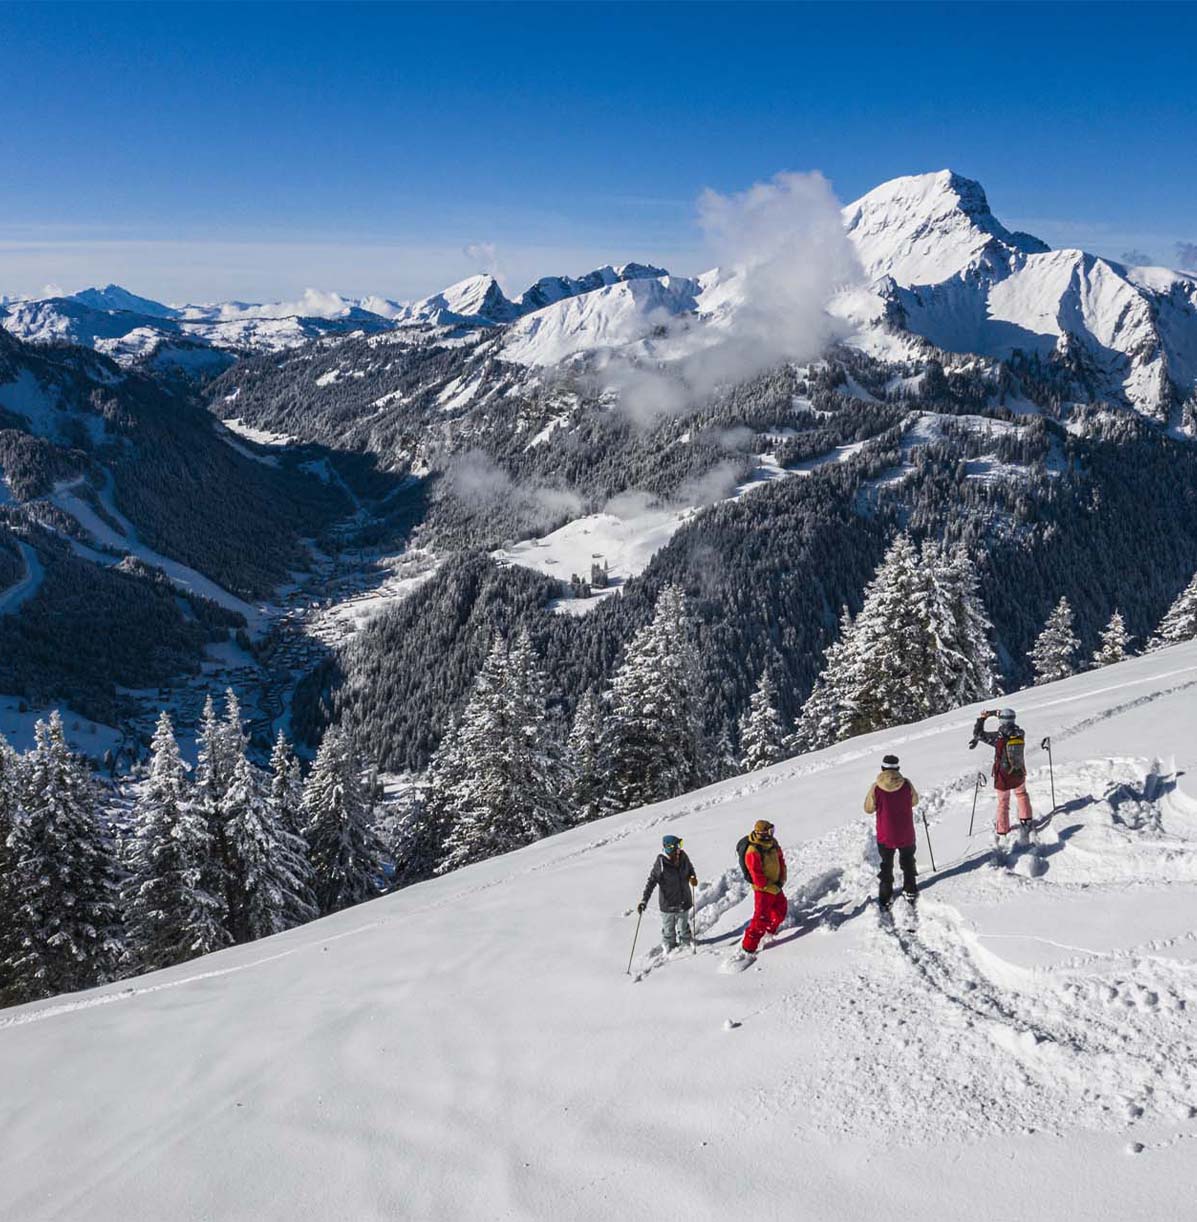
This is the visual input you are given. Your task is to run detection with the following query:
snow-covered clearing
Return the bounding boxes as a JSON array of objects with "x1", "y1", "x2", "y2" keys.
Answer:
[
  {"x1": 494, "y1": 503, "x2": 690, "y2": 600},
  {"x1": 495, "y1": 452, "x2": 854, "y2": 611},
  {"x1": 221, "y1": 417, "x2": 297, "y2": 447},
  {"x1": 0, "y1": 694, "x2": 120, "y2": 759},
  {"x1": 3, "y1": 647, "x2": 1197, "y2": 1219}
]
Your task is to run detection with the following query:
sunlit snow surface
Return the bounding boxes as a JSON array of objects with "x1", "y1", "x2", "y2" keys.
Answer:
[{"x1": 3, "y1": 646, "x2": 1197, "y2": 1219}]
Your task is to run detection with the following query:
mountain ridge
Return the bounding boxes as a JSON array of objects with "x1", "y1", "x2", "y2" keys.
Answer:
[{"x1": 5, "y1": 171, "x2": 1196, "y2": 417}]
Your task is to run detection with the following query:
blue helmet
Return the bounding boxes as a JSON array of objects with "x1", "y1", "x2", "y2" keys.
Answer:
[{"x1": 662, "y1": 834, "x2": 682, "y2": 853}]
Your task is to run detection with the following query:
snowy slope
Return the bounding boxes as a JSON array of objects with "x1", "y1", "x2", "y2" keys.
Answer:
[
  {"x1": 4, "y1": 646, "x2": 1197, "y2": 1220},
  {"x1": 49, "y1": 477, "x2": 261, "y2": 627}
]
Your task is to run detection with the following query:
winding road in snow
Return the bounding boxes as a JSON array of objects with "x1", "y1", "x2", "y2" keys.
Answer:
[{"x1": 0, "y1": 540, "x2": 44, "y2": 616}]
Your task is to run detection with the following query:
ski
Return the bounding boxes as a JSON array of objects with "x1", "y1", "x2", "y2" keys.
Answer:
[{"x1": 718, "y1": 948, "x2": 757, "y2": 974}]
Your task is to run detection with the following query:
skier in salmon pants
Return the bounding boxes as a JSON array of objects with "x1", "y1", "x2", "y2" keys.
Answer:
[
  {"x1": 864, "y1": 754, "x2": 919, "y2": 910},
  {"x1": 971, "y1": 707, "x2": 1033, "y2": 845},
  {"x1": 740, "y1": 820, "x2": 787, "y2": 954}
]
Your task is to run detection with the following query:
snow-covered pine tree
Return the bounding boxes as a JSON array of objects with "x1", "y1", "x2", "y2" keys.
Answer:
[
  {"x1": 122, "y1": 711, "x2": 228, "y2": 973},
  {"x1": 1148, "y1": 572, "x2": 1197, "y2": 650},
  {"x1": 438, "y1": 630, "x2": 565, "y2": 872},
  {"x1": 797, "y1": 535, "x2": 938, "y2": 744},
  {"x1": 600, "y1": 584, "x2": 704, "y2": 812},
  {"x1": 410, "y1": 713, "x2": 466, "y2": 881},
  {"x1": 844, "y1": 534, "x2": 943, "y2": 734},
  {"x1": 0, "y1": 735, "x2": 27, "y2": 1001},
  {"x1": 3, "y1": 712, "x2": 119, "y2": 1001},
  {"x1": 215, "y1": 690, "x2": 254, "y2": 940},
  {"x1": 1029, "y1": 597, "x2": 1080, "y2": 684},
  {"x1": 224, "y1": 745, "x2": 318, "y2": 942},
  {"x1": 564, "y1": 688, "x2": 605, "y2": 823},
  {"x1": 936, "y1": 544, "x2": 998, "y2": 705},
  {"x1": 739, "y1": 668, "x2": 786, "y2": 771},
  {"x1": 267, "y1": 731, "x2": 319, "y2": 929},
  {"x1": 195, "y1": 693, "x2": 236, "y2": 930},
  {"x1": 1092, "y1": 610, "x2": 1133, "y2": 668},
  {"x1": 793, "y1": 537, "x2": 999, "y2": 752},
  {"x1": 303, "y1": 725, "x2": 383, "y2": 914},
  {"x1": 790, "y1": 606, "x2": 856, "y2": 753}
]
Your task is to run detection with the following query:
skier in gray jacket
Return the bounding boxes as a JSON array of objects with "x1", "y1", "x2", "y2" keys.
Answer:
[{"x1": 638, "y1": 834, "x2": 698, "y2": 951}]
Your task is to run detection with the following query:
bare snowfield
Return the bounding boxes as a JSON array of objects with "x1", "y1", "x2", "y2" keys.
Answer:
[{"x1": 3, "y1": 646, "x2": 1197, "y2": 1220}]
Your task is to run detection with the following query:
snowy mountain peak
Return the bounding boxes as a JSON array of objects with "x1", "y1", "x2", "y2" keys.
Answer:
[
  {"x1": 67, "y1": 284, "x2": 179, "y2": 318},
  {"x1": 841, "y1": 170, "x2": 1197, "y2": 417},
  {"x1": 844, "y1": 169, "x2": 1048, "y2": 285},
  {"x1": 395, "y1": 274, "x2": 519, "y2": 328},
  {"x1": 515, "y1": 263, "x2": 669, "y2": 315}
]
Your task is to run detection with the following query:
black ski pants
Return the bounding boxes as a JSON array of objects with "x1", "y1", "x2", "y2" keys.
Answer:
[{"x1": 878, "y1": 844, "x2": 917, "y2": 905}]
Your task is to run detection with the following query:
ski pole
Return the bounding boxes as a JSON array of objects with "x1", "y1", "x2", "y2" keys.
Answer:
[
  {"x1": 626, "y1": 908, "x2": 644, "y2": 975},
  {"x1": 968, "y1": 772, "x2": 986, "y2": 837},
  {"x1": 920, "y1": 811, "x2": 937, "y2": 873},
  {"x1": 1041, "y1": 736, "x2": 1056, "y2": 812}
]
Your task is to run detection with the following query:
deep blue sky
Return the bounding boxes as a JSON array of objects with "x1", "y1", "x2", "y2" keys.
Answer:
[{"x1": 2, "y1": 1, "x2": 1194, "y2": 302}]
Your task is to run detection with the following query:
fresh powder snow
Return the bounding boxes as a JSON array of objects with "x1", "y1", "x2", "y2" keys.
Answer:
[{"x1": 2, "y1": 645, "x2": 1197, "y2": 1219}]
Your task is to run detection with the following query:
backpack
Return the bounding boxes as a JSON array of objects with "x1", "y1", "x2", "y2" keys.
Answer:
[
  {"x1": 736, "y1": 835, "x2": 753, "y2": 883},
  {"x1": 999, "y1": 733, "x2": 1026, "y2": 779}
]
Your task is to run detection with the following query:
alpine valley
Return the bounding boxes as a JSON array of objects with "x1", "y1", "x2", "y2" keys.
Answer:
[{"x1": 2, "y1": 170, "x2": 1195, "y2": 780}]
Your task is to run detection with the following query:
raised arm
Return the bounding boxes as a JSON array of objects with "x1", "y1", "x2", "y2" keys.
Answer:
[{"x1": 972, "y1": 713, "x2": 999, "y2": 747}]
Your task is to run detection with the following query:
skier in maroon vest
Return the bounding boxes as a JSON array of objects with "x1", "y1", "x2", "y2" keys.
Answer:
[{"x1": 863, "y1": 753, "x2": 920, "y2": 910}]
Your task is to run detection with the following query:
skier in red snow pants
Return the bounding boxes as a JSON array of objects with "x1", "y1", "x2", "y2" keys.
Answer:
[{"x1": 742, "y1": 820, "x2": 787, "y2": 953}]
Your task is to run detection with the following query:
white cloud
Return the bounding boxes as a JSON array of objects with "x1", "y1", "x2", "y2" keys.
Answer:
[{"x1": 598, "y1": 170, "x2": 863, "y2": 424}]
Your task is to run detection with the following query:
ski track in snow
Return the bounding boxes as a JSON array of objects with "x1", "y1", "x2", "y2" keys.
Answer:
[
  {"x1": 781, "y1": 751, "x2": 1197, "y2": 1145},
  {"x1": 617, "y1": 660, "x2": 1197, "y2": 1148}
]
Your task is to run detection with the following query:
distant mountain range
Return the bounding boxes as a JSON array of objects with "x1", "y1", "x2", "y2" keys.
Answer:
[
  {"x1": 0, "y1": 263, "x2": 670, "y2": 378},
  {"x1": 4, "y1": 171, "x2": 1195, "y2": 418}
]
